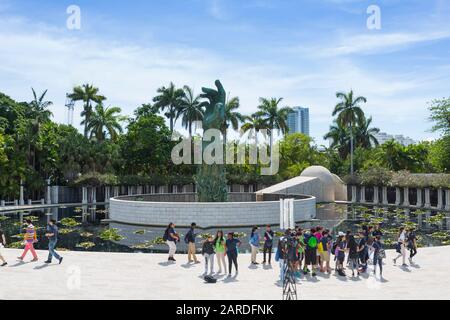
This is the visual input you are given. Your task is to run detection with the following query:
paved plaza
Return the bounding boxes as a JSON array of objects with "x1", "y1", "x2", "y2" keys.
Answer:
[{"x1": 0, "y1": 246, "x2": 449, "y2": 300}]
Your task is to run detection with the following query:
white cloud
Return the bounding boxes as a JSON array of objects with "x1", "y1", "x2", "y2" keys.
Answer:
[{"x1": 0, "y1": 9, "x2": 446, "y2": 144}]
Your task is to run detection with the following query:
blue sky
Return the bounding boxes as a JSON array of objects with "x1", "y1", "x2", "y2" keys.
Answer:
[{"x1": 1, "y1": 0, "x2": 450, "y2": 144}]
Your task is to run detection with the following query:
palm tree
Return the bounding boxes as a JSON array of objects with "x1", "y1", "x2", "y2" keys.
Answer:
[
  {"x1": 177, "y1": 86, "x2": 204, "y2": 137},
  {"x1": 241, "y1": 113, "x2": 267, "y2": 146},
  {"x1": 29, "y1": 88, "x2": 53, "y2": 122},
  {"x1": 86, "y1": 104, "x2": 124, "y2": 142},
  {"x1": 332, "y1": 90, "x2": 367, "y2": 174},
  {"x1": 355, "y1": 116, "x2": 379, "y2": 148},
  {"x1": 68, "y1": 84, "x2": 106, "y2": 138},
  {"x1": 221, "y1": 96, "x2": 244, "y2": 146},
  {"x1": 323, "y1": 119, "x2": 350, "y2": 160},
  {"x1": 153, "y1": 82, "x2": 185, "y2": 132},
  {"x1": 256, "y1": 97, "x2": 292, "y2": 151}
]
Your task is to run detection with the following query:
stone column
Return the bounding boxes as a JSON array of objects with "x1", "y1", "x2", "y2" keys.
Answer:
[
  {"x1": 424, "y1": 188, "x2": 431, "y2": 208},
  {"x1": 437, "y1": 188, "x2": 443, "y2": 209},
  {"x1": 127, "y1": 186, "x2": 132, "y2": 196},
  {"x1": 403, "y1": 187, "x2": 410, "y2": 207},
  {"x1": 105, "y1": 186, "x2": 110, "y2": 204},
  {"x1": 82, "y1": 187, "x2": 88, "y2": 205},
  {"x1": 351, "y1": 186, "x2": 357, "y2": 203},
  {"x1": 395, "y1": 187, "x2": 401, "y2": 206},
  {"x1": 360, "y1": 186, "x2": 366, "y2": 203},
  {"x1": 1, "y1": 200, "x2": 5, "y2": 207},
  {"x1": 51, "y1": 186, "x2": 59, "y2": 204},
  {"x1": 416, "y1": 189, "x2": 423, "y2": 207},
  {"x1": 28, "y1": 199, "x2": 32, "y2": 205},
  {"x1": 41, "y1": 199, "x2": 45, "y2": 205},
  {"x1": 46, "y1": 179, "x2": 52, "y2": 205},
  {"x1": 137, "y1": 186, "x2": 143, "y2": 195},
  {"x1": 382, "y1": 186, "x2": 388, "y2": 205},
  {"x1": 373, "y1": 186, "x2": 379, "y2": 204},
  {"x1": 445, "y1": 189, "x2": 450, "y2": 211},
  {"x1": 92, "y1": 187, "x2": 97, "y2": 204},
  {"x1": 19, "y1": 179, "x2": 24, "y2": 206},
  {"x1": 14, "y1": 200, "x2": 18, "y2": 206},
  {"x1": 249, "y1": 185, "x2": 254, "y2": 193},
  {"x1": 150, "y1": 185, "x2": 155, "y2": 194}
]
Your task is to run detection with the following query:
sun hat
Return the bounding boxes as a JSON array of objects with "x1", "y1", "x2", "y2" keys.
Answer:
[{"x1": 338, "y1": 231, "x2": 346, "y2": 237}]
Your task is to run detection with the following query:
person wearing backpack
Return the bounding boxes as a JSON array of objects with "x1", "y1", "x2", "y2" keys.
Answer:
[
  {"x1": 319, "y1": 229, "x2": 332, "y2": 273},
  {"x1": 262, "y1": 225, "x2": 274, "y2": 265},
  {"x1": 357, "y1": 230, "x2": 368, "y2": 273},
  {"x1": 372, "y1": 235, "x2": 385, "y2": 277},
  {"x1": 185, "y1": 222, "x2": 199, "y2": 264},
  {"x1": 347, "y1": 234, "x2": 359, "y2": 277},
  {"x1": 303, "y1": 228, "x2": 318, "y2": 277},
  {"x1": 163, "y1": 222, "x2": 179, "y2": 262}
]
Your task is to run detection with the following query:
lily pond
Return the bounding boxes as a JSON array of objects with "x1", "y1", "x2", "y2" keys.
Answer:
[{"x1": 0, "y1": 204, "x2": 449, "y2": 253}]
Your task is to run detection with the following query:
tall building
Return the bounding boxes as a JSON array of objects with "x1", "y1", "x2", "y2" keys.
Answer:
[
  {"x1": 287, "y1": 106, "x2": 310, "y2": 136},
  {"x1": 374, "y1": 132, "x2": 416, "y2": 147}
]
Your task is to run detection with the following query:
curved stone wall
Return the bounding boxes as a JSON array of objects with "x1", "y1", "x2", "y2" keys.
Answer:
[{"x1": 109, "y1": 193, "x2": 316, "y2": 228}]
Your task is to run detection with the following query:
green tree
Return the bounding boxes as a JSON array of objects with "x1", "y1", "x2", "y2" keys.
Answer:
[
  {"x1": 87, "y1": 104, "x2": 125, "y2": 142},
  {"x1": 221, "y1": 96, "x2": 244, "y2": 146},
  {"x1": 355, "y1": 116, "x2": 379, "y2": 148},
  {"x1": 177, "y1": 86, "x2": 204, "y2": 137},
  {"x1": 428, "y1": 97, "x2": 450, "y2": 135},
  {"x1": 241, "y1": 113, "x2": 267, "y2": 146},
  {"x1": 68, "y1": 84, "x2": 106, "y2": 138},
  {"x1": 332, "y1": 90, "x2": 367, "y2": 174},
  {"x1": 255, "y1": 97, "x2": 292, "y2": 152},
  {"x1": 153, "y1": 82, "x2": 185, "y2": 132},
  {"x1": 429, "y1": 136, "x2": 450, "y2": 173},
  {"x1": 324, "y1": 119, "x2": 350, "y2": 159}
]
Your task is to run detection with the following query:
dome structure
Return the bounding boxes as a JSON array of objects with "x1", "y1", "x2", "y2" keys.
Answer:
[{"x1": 300, "y1": 166, "x2": 336, "y2": 202}]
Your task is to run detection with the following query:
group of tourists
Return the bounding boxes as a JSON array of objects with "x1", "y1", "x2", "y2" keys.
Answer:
[
  {"x1": 163, "y1": 222, "x2": 244, "y2": 277},
  {"x1": 163, "y1": 222, "x2": 419, "y2": 281},
  {"x1": 275, "y1": 224, "x2": 418, "y2": 280},
  {"x1": 0, "y1": 218, "x2": 63, "y2": 267}
]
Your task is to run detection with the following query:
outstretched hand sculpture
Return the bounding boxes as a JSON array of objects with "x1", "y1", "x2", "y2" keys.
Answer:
[
  {"x1": 195, "y1": 80, "x2": 228, "y2": 202},
  {"x1": 200, "y1": 80, "x2": 226, "y2": 131}
]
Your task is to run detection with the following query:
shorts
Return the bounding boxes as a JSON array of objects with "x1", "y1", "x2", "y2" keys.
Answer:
[
  {"x1": 305, "y1": 249, "x2": 317, "y2": 265},
  {"x1": 319, "y1": 251, "x2": 330, "y2": 262}
]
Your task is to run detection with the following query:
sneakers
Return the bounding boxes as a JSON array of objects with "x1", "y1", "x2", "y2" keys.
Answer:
[
  {"x1": 44, "y1": 260, "x2": 52, "y2": 264},
  {"x1": 1, "y1": 262, "x2": 7, "y2": 267},
  {"x1": 393, "y1": 258, "x2": 397, "y2": 265},
  {"x1": 168, "y1": 257, "x2": 176, "y2": 262},
  {"x1": 59, "y1": 257, "x2": 63, "y2": 264},
  {"x1": 17, "y1": 257, "x2": 23, "y2": 261},
  {"x1": 402, "y1": 263, "x2": 408, "y2": 267},
  {"x1": 312, "y1": 272, "x2": 317, "y2": 277},
  {"x1": 31, "y1": 258, "x2": 38, "y2": 262}
]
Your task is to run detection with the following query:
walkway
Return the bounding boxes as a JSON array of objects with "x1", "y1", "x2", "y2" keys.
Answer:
[{"x1": 0, "y1": 246, "x2": 449, "y2": 300}]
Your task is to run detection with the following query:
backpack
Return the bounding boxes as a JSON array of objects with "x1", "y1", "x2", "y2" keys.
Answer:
[
  {"x1": 163, "y1": 229, "x2": 169, "y2": 242},
  {"x1": 184, "y1": 230, "x2": 191, "y2": 244},
  {"x1": 307, "y1": 235, "x2": 318, "y2": 248},
  {"x1": 377, "y1": 248, "x2": 386, "y2": 260},
  {"x1": 204, "y1": 275, "x2": 217, "y2": 283},
  {"x1": 331, "y1": 241, "x2": 338, "y2": 255}
]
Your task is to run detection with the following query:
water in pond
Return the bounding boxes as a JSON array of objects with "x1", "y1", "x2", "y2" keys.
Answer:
[{"x1": 0, "y1": 204, "x2": 449, "y2": 253}]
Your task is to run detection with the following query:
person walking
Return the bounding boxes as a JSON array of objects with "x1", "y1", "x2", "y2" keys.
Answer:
[
  {"x1": 407, "y1": 228, "x2": 418, "y2": 264},
  {"x1": 0, "y1": 225, "x2": 7, "y2": 266},
  {"x1": 44, "y1": 219, "x2": 63, "y2": 264},
  {"x1": 372, "y1": 235, "x2": 385, "y2": 277},
  {"x1": 393, "y1": 227, "x2": 407, "y2": 266},
  {"x1": 17, "y1": 219, "x2": 38, "y2": 262},
  {"x1": 225, "y1": 232, "x2": 241, "y2": 277},
  {"x1": 249, "y1": 226, "x2": 260, "y2": 265},
  {"x1": 262, "y1": 225, "x2": 274, "y2": 264},
  {"x1": 163, "y1": 222, "x2": 179, "y2": 262},
  {"x1": 202, "y1": 234, "x2": 215, "y2": 276},
  {"x1": 214, "y1": 230, "x2": 226, "y2": 274},
  {"x1": 185, "y1": 222, "x2": 199, "y2": 264}
]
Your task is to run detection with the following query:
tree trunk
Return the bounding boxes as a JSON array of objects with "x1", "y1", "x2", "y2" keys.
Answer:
[{"x1": 350, "y1": 121, "x2": 354, "y2": 175}]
